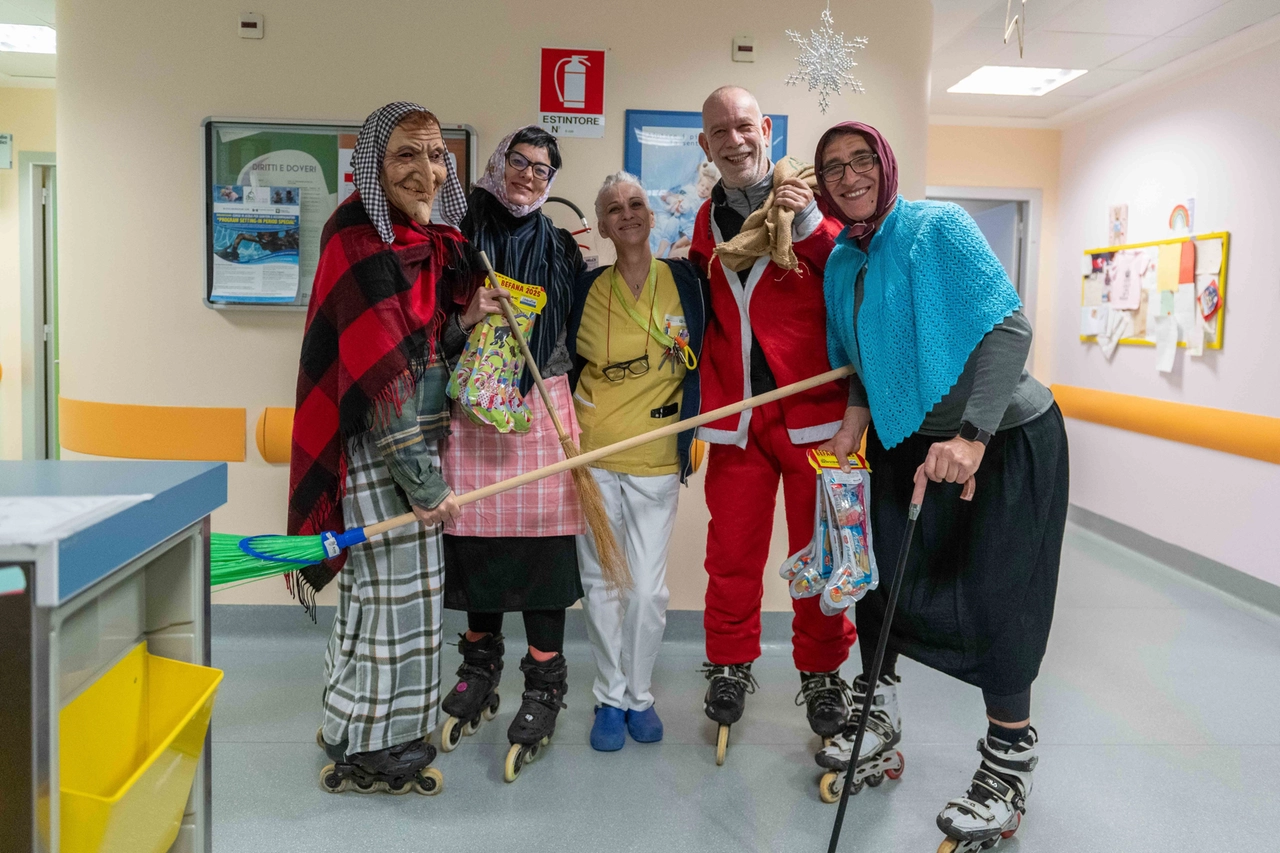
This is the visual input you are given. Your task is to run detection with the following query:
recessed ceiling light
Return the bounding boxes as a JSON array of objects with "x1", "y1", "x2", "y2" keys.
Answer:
[
  {"x1": 0, "y1": 24, "x2": 57, "y2": 55},
  {"x1": 947, "y1": 66, "x2": 1086, "y2": 96}
]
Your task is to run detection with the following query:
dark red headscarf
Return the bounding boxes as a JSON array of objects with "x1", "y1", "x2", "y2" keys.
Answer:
[{"x1": 814, "y1": 121, "x2": 899, "y2": 247}]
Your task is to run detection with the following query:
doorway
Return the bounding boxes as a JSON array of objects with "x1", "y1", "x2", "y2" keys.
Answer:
[
  {"x1": 20, "y1": 152, "x2": 58, "y2": 460},
  {"x1": 926, "y1": 186, "x2": 1042, "y2": 372}
]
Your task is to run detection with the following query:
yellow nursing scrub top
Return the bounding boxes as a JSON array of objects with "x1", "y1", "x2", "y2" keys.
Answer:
[{"x1": 574, "y1": 262, "x2": 686, "y2": 475}]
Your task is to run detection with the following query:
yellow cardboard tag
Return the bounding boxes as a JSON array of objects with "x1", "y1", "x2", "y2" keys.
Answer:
[
  {"x1": 807, "y1": 449, "x2": 871, "y2": 472},
  {"x1": 495, "y1": 273, "x2": 547, "y2": 315}
]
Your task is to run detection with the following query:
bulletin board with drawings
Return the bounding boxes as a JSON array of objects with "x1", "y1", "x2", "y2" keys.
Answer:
[{"x1": 1079, "y1": 232, "x2": 1228, "y2": 359}]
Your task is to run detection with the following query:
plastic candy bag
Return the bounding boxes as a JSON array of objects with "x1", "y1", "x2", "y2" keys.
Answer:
[
  {"x1": 781, "y1": 449, "x2": 879, "y2": 615},
  {"x1": 447, "y1": 274, "x2": 545, "y2": 433}
]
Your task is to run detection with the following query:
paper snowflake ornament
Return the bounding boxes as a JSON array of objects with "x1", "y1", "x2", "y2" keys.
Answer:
[{"x1": 785, "y1": 3, "x2": 868, "y2": 114}]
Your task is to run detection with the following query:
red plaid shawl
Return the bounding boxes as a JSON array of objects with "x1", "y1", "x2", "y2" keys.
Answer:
[{"x1": 287, "y1": 193, "x2": 475, "y2": 603}]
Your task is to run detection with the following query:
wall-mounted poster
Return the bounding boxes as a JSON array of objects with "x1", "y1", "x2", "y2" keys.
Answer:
[
  {"x1": 624, "y1": 109, "x2": 788, "y2": 259},
  {"x1": 210, "y1": 185, "x2": 301, "y2": 303},
  {"x1": 204, "y1": 118, "x2": 478, "y2": 309}
]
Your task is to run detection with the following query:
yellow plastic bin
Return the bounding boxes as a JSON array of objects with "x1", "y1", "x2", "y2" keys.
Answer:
[{"x1": 59, "y1": 642, "x2": 223, "y2": 853}]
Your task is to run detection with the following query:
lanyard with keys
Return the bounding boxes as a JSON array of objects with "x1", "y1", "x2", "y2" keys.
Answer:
[{"x1": 609, "y1": 260, "x2": 697, "y2": 371}]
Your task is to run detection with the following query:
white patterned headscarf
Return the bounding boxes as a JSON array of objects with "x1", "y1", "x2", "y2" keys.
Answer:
[
  {"x1": 474, "y1": 125, "x2": 557, "y2": 218},
  {"x1": 351, "y1": 101, "x2": 468, "y2": 243}
]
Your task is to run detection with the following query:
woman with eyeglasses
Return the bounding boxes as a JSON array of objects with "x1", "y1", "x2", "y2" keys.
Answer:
[
  {"x1": 438, "y1": 126, "x2": 588, "y2": 773},
  {"x1": 811, "y1": 121, "x2": 1067, "y2": 852},
  {"x1": 565, "y1": 171, "x2": 707, "y2": 751}
]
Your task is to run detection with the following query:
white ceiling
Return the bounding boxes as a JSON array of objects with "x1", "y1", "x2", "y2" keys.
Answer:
[
  {"x1": 931, "y1": 0, "x2": 1280, "y2": 122},
  {"x1": 0, "y1": 0, "x2": 55, "y2": 86}
]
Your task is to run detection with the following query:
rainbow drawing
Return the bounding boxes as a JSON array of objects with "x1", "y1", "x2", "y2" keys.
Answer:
[{"x1": 1169, "y1": 203, "x2": 1192, "y2": 231}]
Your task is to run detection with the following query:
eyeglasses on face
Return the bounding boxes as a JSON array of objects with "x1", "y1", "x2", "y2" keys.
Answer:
[
  {"x1": 505, "y1": 150, "x2": 556, "y2": 182},
  {"x1": 601, "y1": 353, "x2": 650, "y2": 382},
  {"x1": 819, "y1": 152, "x2": 879, "y2": 185}
]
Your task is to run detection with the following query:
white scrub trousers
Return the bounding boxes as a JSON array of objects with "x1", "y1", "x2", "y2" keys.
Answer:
[{"x1": 576, "y1": 467, "x2": 680, "y2": 712}]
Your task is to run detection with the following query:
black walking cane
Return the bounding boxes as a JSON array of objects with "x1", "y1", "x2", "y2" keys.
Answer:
[{"x1": 826, "y1": 468, "x2": 933, "y2": 853}]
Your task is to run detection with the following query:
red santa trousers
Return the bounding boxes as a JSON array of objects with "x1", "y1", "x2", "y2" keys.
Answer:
[{"x1": 703, "y1": 399, "x2": 858, "y2": 672}]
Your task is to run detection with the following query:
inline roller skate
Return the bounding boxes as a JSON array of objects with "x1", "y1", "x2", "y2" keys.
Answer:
[
  {"x1": 701, "y1": 662, "x2": 758, "y2": 766},
  {"x1": 316, "y1": 727, "x2": 347, "y2": 763},
  {"x1": 319, "y1": 739, "x2": 442, "y2": 795},
  {"x1": 503, "y1": 653, "x2": 568, "y2": 782},
  {"x1": 815, "y1": 673, "x2": 904, "y2": 803},
  {"x1": 796, "y1": 670, "x2": 851, "y2": 738},
  {"x1": 935, "y1": 728, "x2": 1037, "y2": 852},
  {"x1": 439, "y1": 632, "x2": 504, "y2": 752}
]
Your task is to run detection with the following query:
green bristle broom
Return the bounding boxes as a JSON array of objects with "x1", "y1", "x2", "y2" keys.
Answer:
[{"x1": 211, "y1": 366, "x2": 854, "y2": 586}]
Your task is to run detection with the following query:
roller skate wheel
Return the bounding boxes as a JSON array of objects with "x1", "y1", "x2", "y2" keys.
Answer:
[
  {"x1": 1001, "y1": 812, "x2": 1021, "y2": 839},
  {"x1": 462, "y1": 717, "x2": 481, "y2": 737},
  {"x1": 715, "y1": 724, "x2": 730, "y2": 766},
  {"x1": 386, "y1": 778, "x2": 414, "y2": 795},
  {"x1": 482, "y1": 693, "x2": 500, "y2": 721},
  {"x1": 885, "y1": 751, "x2": 905, "y2": 780},
  {"x1": 439, "y1": 716, "x2": 464, "y2": 753},
  {"x1": 865, "y1": 771, "x2": 884, "y2": 787},
  {"x1": 414, "y1": 767, "x2": 444, "y2": 795},
  {"x1": 319, "y1": 764, "x2": 348, "y2": 794},
  {"x1": 936, "y1": 839, "x2": 960, "y2": 853},
  {"x1": 818, "y1": 771, "x2": 842, "y2": 804},
  {"x1": 504, "y1": 743, "x2": 525, "y2": 783}
]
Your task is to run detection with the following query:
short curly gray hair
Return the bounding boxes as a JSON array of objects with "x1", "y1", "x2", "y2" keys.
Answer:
[{"x1": 594, "y1": 170, "x2": 648, "y2": 221}]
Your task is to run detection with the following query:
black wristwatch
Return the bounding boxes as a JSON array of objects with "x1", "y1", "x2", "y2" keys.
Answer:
[{"x1": 958, "y1": 421, "x2": 993, "y2": 447}]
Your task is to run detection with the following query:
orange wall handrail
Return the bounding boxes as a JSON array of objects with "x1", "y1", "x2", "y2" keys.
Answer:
[
  {"x1": 256, "y1": 407, "x2": 294, "y2": 464},
  {"x1": 1051, "y1": 384, "x2": 1280, "y2": 465},
  {"x1": 60, "y1": 398, "x2": 246, "y2": 462}
]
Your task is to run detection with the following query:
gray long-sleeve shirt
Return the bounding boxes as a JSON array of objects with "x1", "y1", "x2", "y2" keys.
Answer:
[{"x1": 844, "y1": 267, "x2": 1054, "y2": 435}]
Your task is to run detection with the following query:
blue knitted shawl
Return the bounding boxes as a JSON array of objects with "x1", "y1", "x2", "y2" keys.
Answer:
[{"x1": 824, "y1": 197, "x2": 1022, "y2": 449}]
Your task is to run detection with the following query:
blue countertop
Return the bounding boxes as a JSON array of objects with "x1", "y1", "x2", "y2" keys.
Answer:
[{"x1": 0, "y1": 461, "x2": 227, "y2": 604}]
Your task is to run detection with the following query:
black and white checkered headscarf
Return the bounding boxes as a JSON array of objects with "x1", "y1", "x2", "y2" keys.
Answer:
[{"x1": 352, "y1": 101, "x2": 468, "y2": 243}]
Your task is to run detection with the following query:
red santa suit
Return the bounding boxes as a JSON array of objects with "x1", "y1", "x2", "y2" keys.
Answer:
[{"x1": 690, "y1": 193, "x2": 857, "y2": 673}]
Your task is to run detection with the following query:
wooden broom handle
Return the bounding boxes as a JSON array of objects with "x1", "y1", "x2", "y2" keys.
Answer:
[
  {"x1": 476, "y1": 250, "x2": 571, "y2": 440},
  {"x1": 360, "y1": 363, "x2": 854, "y2": 539}
]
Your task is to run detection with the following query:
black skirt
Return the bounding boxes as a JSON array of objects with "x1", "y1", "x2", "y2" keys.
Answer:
[
  {"x1": 857, "y1": 404, "x2": 1069, "y2": 695},
  {"x1": 443, "y1": 534, "x2": 583, "y2": 613}
]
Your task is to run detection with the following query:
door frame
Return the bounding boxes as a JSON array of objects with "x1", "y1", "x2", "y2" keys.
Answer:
[
  {"x1": 18, "y1": 151, "x2": 57, "y2": 460},
  {"x1": 926, "y1": 185, "x2": 1042, "y2": 374}
]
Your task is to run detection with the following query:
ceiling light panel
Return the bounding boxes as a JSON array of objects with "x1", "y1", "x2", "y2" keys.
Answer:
[
  {"x1": 0, "y1": 24, "x2": 56, "y2": 54},
  {"x1": 947, "y1": 65, "x2": 1087, "y2": 96}
]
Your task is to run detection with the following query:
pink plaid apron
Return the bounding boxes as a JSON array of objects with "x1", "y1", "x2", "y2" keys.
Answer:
[{"x1": 442, "y1": 374, "x2": 587, "y2": 537}]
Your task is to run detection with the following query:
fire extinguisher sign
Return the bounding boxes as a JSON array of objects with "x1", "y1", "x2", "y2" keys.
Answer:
[{"x1": 539, "y1": 48, "x2": 606, "y2": 138}]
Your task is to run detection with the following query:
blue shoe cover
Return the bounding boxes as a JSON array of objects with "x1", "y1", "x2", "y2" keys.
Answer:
[
  {"x1": 626, "y1": 705, "x2": 664, "y2": 743},
  {"x1": 590, "y1": 704, "x2": 626, "y2": 752}
]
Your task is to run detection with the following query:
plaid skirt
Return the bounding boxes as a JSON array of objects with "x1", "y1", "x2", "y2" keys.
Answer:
[
  {"x1": 442, "y1": 373, "x2": 587, "y2": 537},
  {"x1": 321, "y1": 432, "x2": 443, "y2": 754}
]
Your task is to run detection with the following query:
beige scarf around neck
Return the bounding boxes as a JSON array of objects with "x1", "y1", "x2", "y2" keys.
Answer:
[{"x1": 713, "y1": 156, "x2": 818, "y2": 273}]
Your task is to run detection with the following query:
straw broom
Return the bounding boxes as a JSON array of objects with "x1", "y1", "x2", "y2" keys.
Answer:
[
  {"x1": 473, "y1": 250, "x2": 629, "y2": 591},
  {"x1": 211, "y1": 364, "x2": 855, "y2": 586}
]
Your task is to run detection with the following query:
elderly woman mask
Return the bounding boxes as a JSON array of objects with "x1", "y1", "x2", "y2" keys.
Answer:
[{"x1": 381, "y1": 118, "x2": 449, "y2": 226}]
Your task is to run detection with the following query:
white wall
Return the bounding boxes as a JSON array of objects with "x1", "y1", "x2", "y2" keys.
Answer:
[
  {"x1": 55, "y1": 0, "x2": 933, "y2": 605},
  {"x1": 1053, "y1": 41, "x2": 1280, "y2": 586}
]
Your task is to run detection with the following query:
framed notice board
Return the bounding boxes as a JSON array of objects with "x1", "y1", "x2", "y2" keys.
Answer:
[
  {"x1": 203, "y1": 117, "x2": 478, "y2": 310},
  {"x1": 1079, "y1": 232, "x2": 1228, "y2": 350}
]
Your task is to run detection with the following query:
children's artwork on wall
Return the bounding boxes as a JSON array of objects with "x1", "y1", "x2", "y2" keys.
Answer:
[
  {"x1": 1168, "y1": 198, "x2": 1195, "y2": 235},
  {"x1": 1080, "y1": 232, "x2": 1229, "y2": 366},
  {"x1": 623, "y1": 109, "x2": 787, "y2": 259},
  {"x1": 1108, "y1": 204, "x2": 1128, "y2": 246}
]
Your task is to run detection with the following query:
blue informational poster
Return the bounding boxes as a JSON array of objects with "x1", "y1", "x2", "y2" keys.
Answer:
[
  {"x1": 623, "y1": 110, "x2": 788, "y2": 259},
  {"x1": 210, "y1": 185, "x2": 301, "y2": 303}
]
